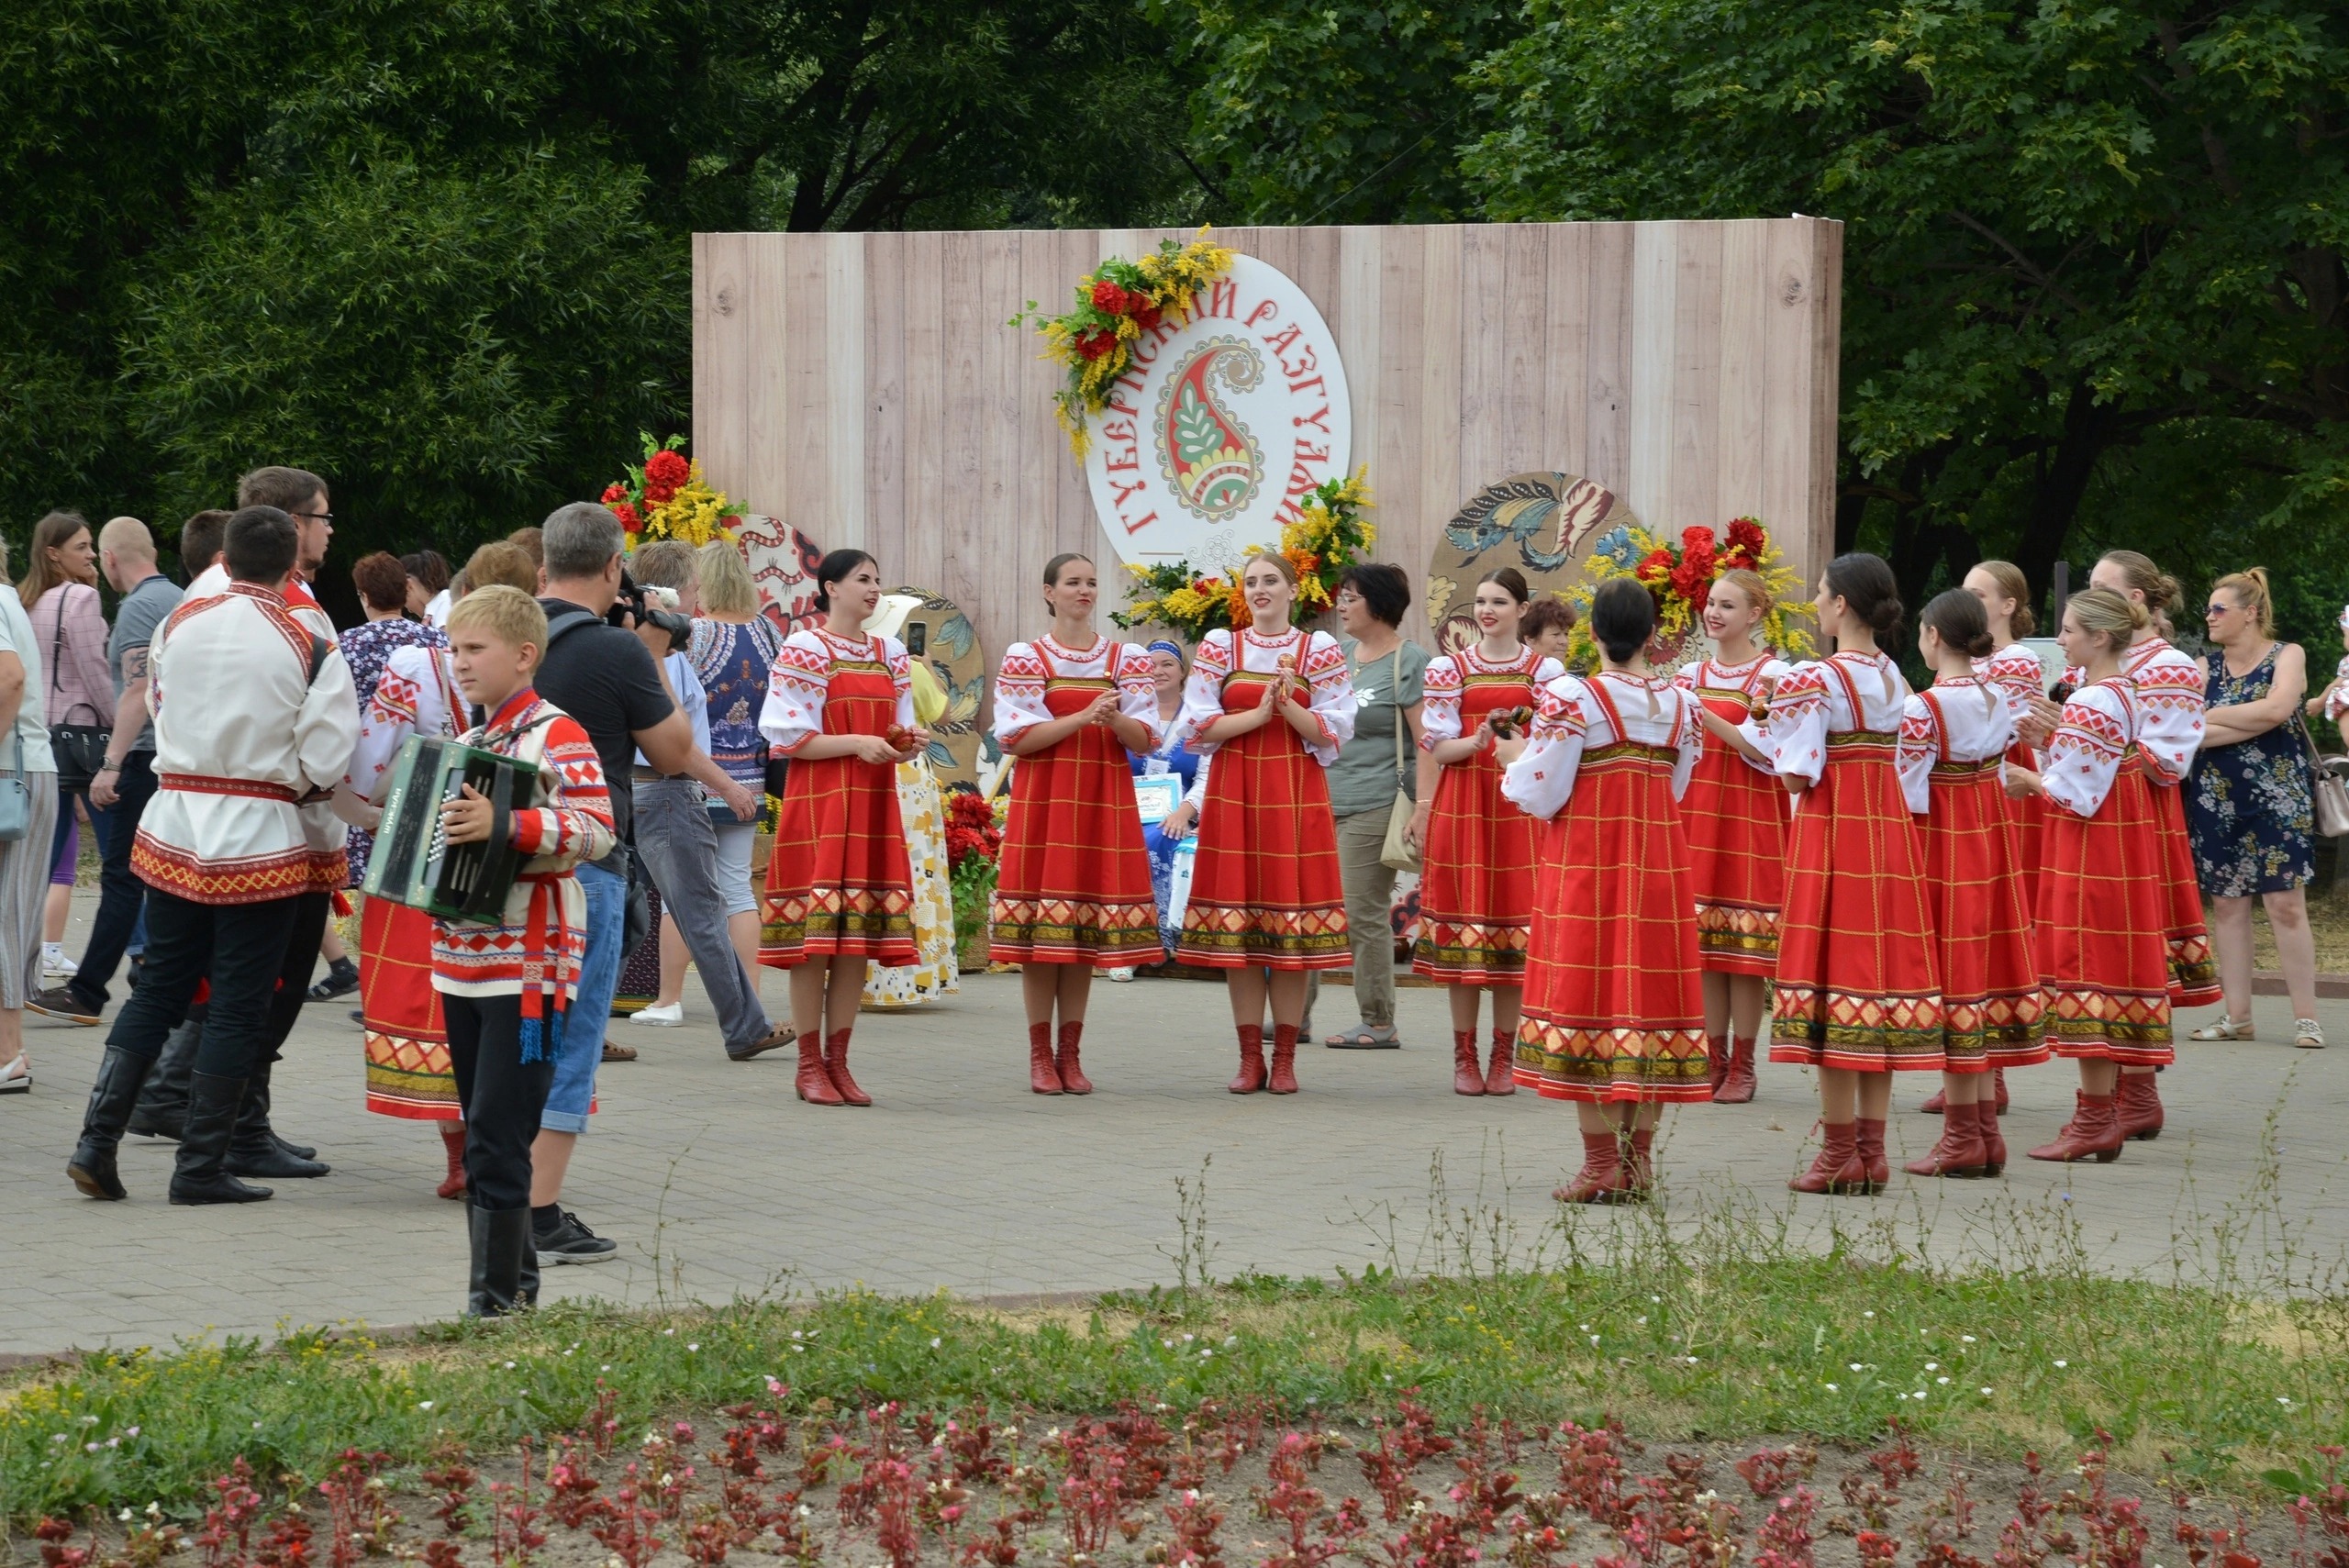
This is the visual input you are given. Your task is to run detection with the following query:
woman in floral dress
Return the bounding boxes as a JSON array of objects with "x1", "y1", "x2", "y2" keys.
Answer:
[{"x1": 2188, "y1": 567, "x2": 2319, "y2": 1048}]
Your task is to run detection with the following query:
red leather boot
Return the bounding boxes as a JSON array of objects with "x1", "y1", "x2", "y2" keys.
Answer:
[
  {"x1": 1452, "y1": 1031, "x2": 1485, "y2": 1095},
  {"x1": 1268, "y1": 1024, "x2": 1300, "y2": 1095},
  {"x1": 1992, "y1": 1066, "x2": 2010, "y2": 1115},
  {"x1": 1228, "y1": 1025, "x2": 1267, "y2": 1094},
  {"x1": 1716, "y1": 1037, "x2": 1757, "y2": 1104},
  {"x1": 1902, "y1": 1095, "x2": 1987, "y2": 1177},
  {"x1": 2116, "y1": 1071, "x2": 2163, "y2": 1140},
  {"x1": 1789, "y1": 1123, "x2": 1865, "y2": 1194},
  {"x1": 796, "y1": 1036, "x2": 845, "y2": 1106},
  {"x1": 1974, "y1": 1099, "x2": 2007, "y2": 1176},
  {"x1": 1485, "y1": 1029, "x2": 1516, "y2": 1095},
  {"x1": 1554, "y1": 1131, "x2": 1634, "y2": 1204},
  {"x1": 2027, "y1": 1091, "x2": 2122, "y2": 1163},
  {"x1": 1626, "y1": 1127, "x2": 1656, "y2": 1197},
  {"x1": 1028, "y1": 1022, "x2": 1063, "y2": 1095},
  {"x1": 1705, "y1": 1034, "x2": 1730, "y2": 1098},
  {"x1": 1854, "y1": 1117, "x2": 1890, "y2": 1192},
  {"x1": 823, "y1": 1029, "x2": 871, "y2": 1106},
  {"x1": 436, "y1": 1123, "x2": 469, "y2": 1200},
  {"x1": 1920, "y1": 1086, "x2": 1947, "y2": 1114},
  {"x1": 1055, "y1": 1021, "x2": 1093, "y2": 1095}
]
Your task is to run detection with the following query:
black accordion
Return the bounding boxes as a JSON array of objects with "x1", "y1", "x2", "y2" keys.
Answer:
[{"x1": 362, "y1": 736, "x2": 540, "y2": 921}]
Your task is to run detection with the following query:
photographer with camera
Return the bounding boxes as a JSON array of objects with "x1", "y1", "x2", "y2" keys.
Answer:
[{"x1": 528, "y1": 505, "x2": 791, "y2": 1265}]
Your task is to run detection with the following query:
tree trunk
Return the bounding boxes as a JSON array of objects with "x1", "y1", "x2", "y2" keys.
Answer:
[{"x1": 2010, "y1": 380, "x2": 2121, "y2": 617}]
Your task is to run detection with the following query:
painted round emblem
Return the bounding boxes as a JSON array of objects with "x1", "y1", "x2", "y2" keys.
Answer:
[{"x1": 1084, "y1": 254, "x2": 1350, "y2": 573}]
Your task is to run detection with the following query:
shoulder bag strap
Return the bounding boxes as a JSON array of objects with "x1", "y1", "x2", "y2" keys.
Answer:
[{"x1": 1390, "y1": 648, "x2": 1408, "y2": 783}]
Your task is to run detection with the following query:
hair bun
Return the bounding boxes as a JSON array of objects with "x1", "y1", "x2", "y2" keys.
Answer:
[{"x1": 1962, "y1": 629, "x2": 1995, "y2": 659}]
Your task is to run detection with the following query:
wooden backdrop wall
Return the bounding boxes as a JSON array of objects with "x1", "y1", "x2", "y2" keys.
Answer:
[{"x1": 693, "y1": 220, "x2": 1842, "y2": 686}]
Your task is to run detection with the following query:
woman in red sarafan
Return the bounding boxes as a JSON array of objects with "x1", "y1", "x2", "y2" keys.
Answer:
[
  {"x1": 1765, "y1": 552, "x2": 1945, "y2": 1196},
  {"x1": 1672, "y1": 568, "x2": 1792, "y2": 1106},
  {"x1": 989, "y1": 551, "x2": 1163, "y2": 1095},
  {"x1": 1410, "y1": 567, "x2": 1563, "y2": 1096},
  {"x1": 758, "y1": 550, "x2": 929, "y2": 1109},
  {"x1": 1894, "y1": 590, "x2": 2047, "y2": 1180},
  {"x1": 1174, "y1": 550, "x2": 1358, "y2": 1096},
  {"x1": 1498, "y1": 578, "x2": 1709, "y2": 1205},
  {"x1": 2000, "y1": 587, "x2": 2175, "y2": 1166}
]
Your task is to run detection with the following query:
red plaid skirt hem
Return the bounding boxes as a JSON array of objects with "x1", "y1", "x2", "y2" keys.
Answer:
[
  {"x1": 1695, "y1": 902, "x2": 1780, "y2": 975},
  {"x1": 1512, "y1": 1019, "x2": 1714, "y2": 1104},
  {"x1": 1410, "y1": 917, "x2": 1530, "y2": 985},
  {"x1": 759, "y1": 884, "x2": 918, "y2": 967},
  {"x1": 1175, "y1": 902, "x2": 1352, "y2": 970},
  {"x1": 363, "y1": 1029, "x2": 461, "y2": 1120},
  {"x1": 2043, "y1": 984, "x2": 2175, "y2": 1066},
  {"x1": 2151, "y1": 781, "x2": 2221, "y2": 1006},
  {"x1": 990, "y1": 895, "x2": 1163, "y2": 965}
]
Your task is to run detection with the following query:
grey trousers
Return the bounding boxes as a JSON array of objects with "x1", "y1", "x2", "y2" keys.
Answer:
[
  {"x1": 1305, "y1": 806, "x2": 1403, "y2": 1029},
  {"x1": 631, "y1": 777, "x2": 773, "y2": 1052}
]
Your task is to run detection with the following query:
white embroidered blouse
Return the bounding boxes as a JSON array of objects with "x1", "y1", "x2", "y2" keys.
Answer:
[
  {"x1": 991, "y1": 635, "x2": 1163, "y2": 751},
  {"x1": 1174, "y1": 627, "x2": 1357, "y2": 767},
  {"x1": 2040, "y1": 678, "x2": 2141, "y2": 818},
  {"x1": 1419, "y1": 646, "x2": 1566, "y2": 748},
  {"x1": 1895, "y1": 676, "x2": 2017, "y2": 816},
  {"x1": 758, "y1": 628, "x2": 916, "y2": 755},
  {"x1": 1765, "y1": 651, "x2": 1912, "y2": 788},
  {"x1": 1499, "y1": 671, "x2": 1702, "y2": 821}
]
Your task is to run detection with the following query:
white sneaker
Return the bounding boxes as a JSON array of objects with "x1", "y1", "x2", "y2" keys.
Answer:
[
  {"x1": 0, "y1": 1053, "x2": 28, "y2": 1094},
  {"x1": 1106, "y1": 967, "x2": 1135, "y2": 983},
  {"x1": 42, "y1": 943, "x2": 75, "y2": 979},
  {"x1": 632, "y1": 1001, "x2": 685, "y2": 1027}
]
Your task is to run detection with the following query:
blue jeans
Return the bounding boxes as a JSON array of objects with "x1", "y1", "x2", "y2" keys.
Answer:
[{"x1": 541, "y1": 860, "x2": 626, "y2": 1135}]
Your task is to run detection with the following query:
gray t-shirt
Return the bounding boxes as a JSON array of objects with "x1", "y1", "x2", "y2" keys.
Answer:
[
  {"x1": 109, "y1": 573, "x2": 182, "y2": 755},
  {"x1": 0, "y1": 590, "x2": 55, "y2": 773},
  {"x1": 1326, "y1": 636, "x2": 1430, "y2": 817}
]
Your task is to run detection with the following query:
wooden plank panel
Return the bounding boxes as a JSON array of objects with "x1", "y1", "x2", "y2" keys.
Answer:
[
  {"x1": 1376, "y1": 227, "x2": 1427, "y2": 601},
  {"x1": 936, "y1": 229, "x2": 988, "y2": 614},
  {"x1": 1336, "y1": 226, "x2": 1383, "y2": 491},
  {"x1": 781, "y1": 237, "x2": 831, "y2": 547},
  {"x1": 1415, "y1": 226, "x2": 1464, "y2": 592},
  {"x1": 973, "y1": 229, "x2": 1023, "y2": 636},
  {"x1": 1670, "y1": 221, "x2": 1724, "y2": 536},
  {"x1": 1760, "y1": 217, "x2": 1822, "y2": 584},
  {"x1": 1809, "y1": 217, "x2": 1845, "y2": 574},
  {"x1": 1497, "y1": 221, "x2": 1548, "y2": 473},
  {"x1": 1542, "y1": 222, "x2": 1591, "y2": 479},
  {"x1": 898, "y1": 230, "x2": 948, "y2": 591},
  {"x1": 864, "y1": 231, "x2": 907, "y2": 572},
  {"x1": 1054, "y1": 229, "x2": 1104, "y2": 562},
  {"x1": 824, "y1": 231, "x2": 868, "y2": 551},
  {"x1": 1626, "y1": 221, "x2": 1678, "y2": 533},
  {"x1": 1453, "y1": 225, "x2": 1503, "y2": 500},
  {"x1": 746, "y1": 236, "x2": 794, "y2": 526},
  {"x1": 1713, "y1": 222, "x2": 1769, "y2": 528},
  {"x1": 1584, "y1": 223, "x2": 1634, "y2": 507}
]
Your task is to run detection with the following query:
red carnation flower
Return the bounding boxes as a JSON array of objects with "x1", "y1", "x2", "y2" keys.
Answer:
[
  {"x1": 601, "y1": 482, "x2": 629, "y2": 506},
  {"x1": 1727, "y1": 517, "x2": 1767, "y2": 557},
  {"x1": 1680, "y1": 525, "x2": 1715, "y2": 552},
  {"x1": 1090, "y1": 278, "x2": 1132, "y2": 316},
  {"x1": 1075, "y1": 329, "x2": 1118, "y2": 361},
  {"x1": 1131, "y1": 302, "x2": 1163, "y2": 331},
  {"x1": 1636, "y1": 548, "x2": 1675, "y2": 581},
  {"x1": 611, "y1": 501, "x2": 642, "y2": 532}
]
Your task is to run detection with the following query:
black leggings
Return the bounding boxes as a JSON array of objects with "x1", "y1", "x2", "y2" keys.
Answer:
[{"x1": 441, "y1": 994, "x2": 555, "y2": 1213}]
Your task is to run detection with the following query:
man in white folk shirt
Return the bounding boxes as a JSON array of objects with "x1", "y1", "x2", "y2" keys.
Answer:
[{"x1": 67, "y1": 506, "x2": 359, "y2": 1205}]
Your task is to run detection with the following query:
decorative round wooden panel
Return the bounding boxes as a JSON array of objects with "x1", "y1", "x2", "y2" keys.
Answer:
[
  {"x1": 885, "y1": 585, "x2": 985, "y2": 795},
  {"x1": 1422, "y1": 473, "x2": 1632, "y2": 654},
  {"x1": 734, "y1": 515, "x2": 827, "y2": 637}
]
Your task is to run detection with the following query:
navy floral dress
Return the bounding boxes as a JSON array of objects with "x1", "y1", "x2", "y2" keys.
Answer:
[{"x1": 2188, "y1": 643, "x2": 2313, "y2": 895}]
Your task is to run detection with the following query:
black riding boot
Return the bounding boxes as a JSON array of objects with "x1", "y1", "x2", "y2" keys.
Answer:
[
  {"x1": 467, "y1": 1206, "x2": 532, "y2": 1318},
  {"x1": 226, "y1": 1062, "x2": 329, "y2": 1179},
  {"x1": 125, "y1": 1017, "x2": 202, "y2": 1140},
  {"x1": 519, "y1": 1225, "x2": 540, "y2": 1307},
  {"x1": 169, "y1": 1072, "x2": 274, "y2": 1205},
  {"x1": 68, "y1": 1047, "x2": 160, "y2": 1200}
]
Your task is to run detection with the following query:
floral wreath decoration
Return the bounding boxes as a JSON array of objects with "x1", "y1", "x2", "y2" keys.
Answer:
[
  {"x1": 1564, "y1": 516, "x2": 1812, "y2": 670},
  {"x1": 602, "y1": 433, "x2": 746, "y2": 548},
  {"x1": 1011, "y1": 228, "x2": 1237, "y2": 456},
  {"x1": 1112, "y1": 472, "x2": 1375, "y2": 643}
]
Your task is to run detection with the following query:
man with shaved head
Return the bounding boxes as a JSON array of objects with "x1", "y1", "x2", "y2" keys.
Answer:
[{"x1": 32, "y1": 517, "x2": 181, "y2": 1023}]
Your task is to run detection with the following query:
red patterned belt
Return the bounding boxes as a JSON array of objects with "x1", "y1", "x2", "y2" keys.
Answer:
[{"x1": 160, "y1": 773, "x2": 299, "y2": 803}]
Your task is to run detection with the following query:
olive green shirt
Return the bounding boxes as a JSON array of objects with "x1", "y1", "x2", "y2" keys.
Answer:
[{"x1": 1325, "y1": 637, "x2": 1429, "y2": 817}]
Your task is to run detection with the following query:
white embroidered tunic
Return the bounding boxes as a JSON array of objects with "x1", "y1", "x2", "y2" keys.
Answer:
[
  {"x1": 2062, "y1": 637, "x2": 2203, "y2": 786},
  {"x1": 1896, "y1": 676, "x2": 2017, "y2": 816},
  {"x1": 1174, "y1": 627, "x2": 1357, "y2": 766},
  {"x1": 1419, "y1": 646, "x2": 1567, "y2": 746},
  {"x1": 1765, "y1": 651, "x2": 1912, "y2": 790},
  {"x1": 345, "y1": 643, "x2": 466, "y2": 811},
  {"x1": 1500, "y1": 672, "x2": 1701, "y2": 820},
  {"x1": 1672, "y1": 653, "x2": 1790, "y2": 773},
  {"x1": 758, "y1": 628, "x2": 916, "y2": 754},
  {"x1": 990, "y1": 635, "x2": 1163, "y2": 751},
  {"x1": 2041, "y1": 679, "x2": 2140, "y2": 818},
  {"x1": 136, "y1": 583, "x2": 360, "y2": 905}
]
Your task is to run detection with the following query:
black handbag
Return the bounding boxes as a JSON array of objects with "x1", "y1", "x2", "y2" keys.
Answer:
[{"x1": 47, "y1": 591, "x2": 110, "y2": 792}]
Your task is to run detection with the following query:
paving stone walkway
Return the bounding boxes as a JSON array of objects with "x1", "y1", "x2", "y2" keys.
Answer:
[{"x1": 7, "y1": 898, "x2": 2348, "y2": 1355}]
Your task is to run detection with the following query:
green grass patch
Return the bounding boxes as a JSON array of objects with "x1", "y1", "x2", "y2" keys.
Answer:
[{"x1": 7, "y1": 1172, "x2": 2347, "y2": 1520}]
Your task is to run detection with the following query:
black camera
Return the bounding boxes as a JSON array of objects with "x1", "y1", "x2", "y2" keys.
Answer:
[{"x1": 608, "y1": 569, "x2": 693, "y2": 652}]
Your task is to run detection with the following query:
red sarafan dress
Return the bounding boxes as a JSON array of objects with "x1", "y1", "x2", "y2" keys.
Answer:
[
  {"x1": 758, "y1": 628, "x2": 918, "y2": 967},
  {"x1": 1502, "y1": 672, "x2": 1711, "y2": 1101},
  {"x1": 988, "y1": 636, "x2": 1164, "y2": 965},
  {"x1": 1765, "y1": 651, "x2": 1946, "y2": 1071},
  {"x1": 1896, "y1": 679, "x2": 2048, "y2": 1072},
  {"x1": 2035, "y1": 679, "x2": 2176, "y2": 1064},
  {"x1": 345, "y1": 642, "x2": 467, "y2": 1121},
  {"x1": 1174, "y1": 627, "x2": 1358, "y2": 969},
  {"x1": 1977, "y1": 643, "x2": 2049, "y2": 918},
  {"x1": 1412, "y1": 645, "x2": 1564, "y2": 984},
  {"x1": 1673, "y1": 654, "x2": 1792, "y2": 975}
]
